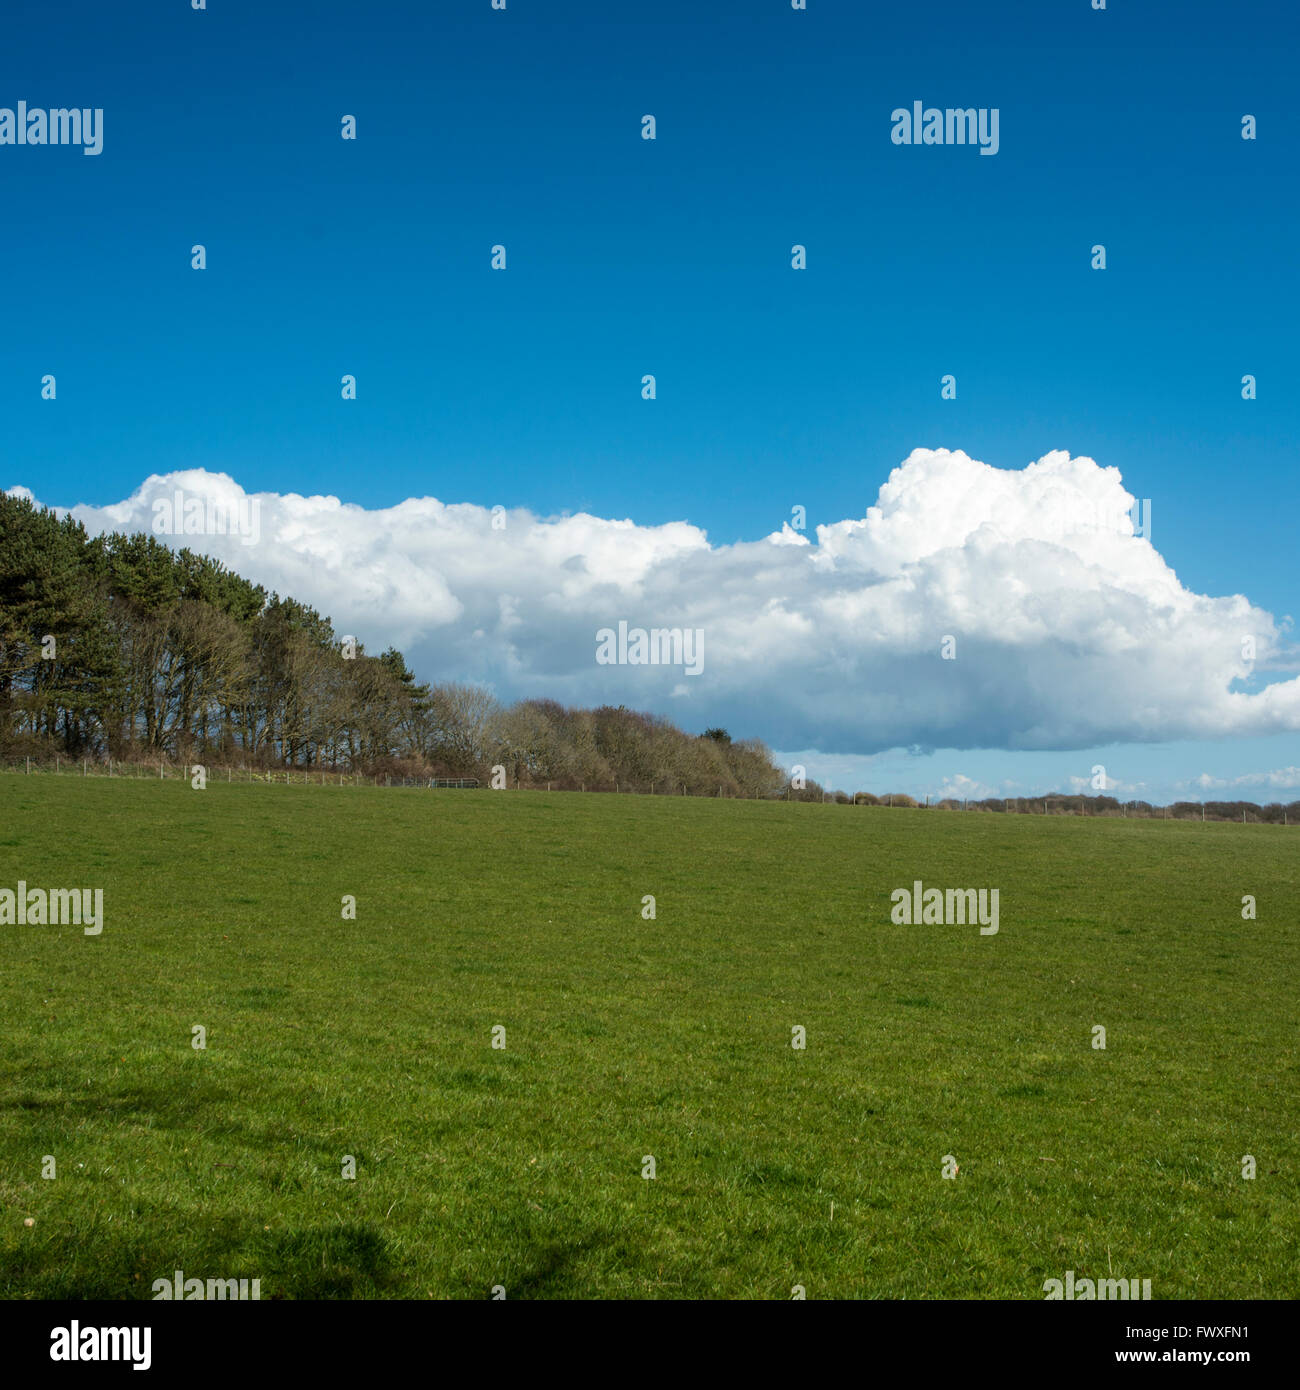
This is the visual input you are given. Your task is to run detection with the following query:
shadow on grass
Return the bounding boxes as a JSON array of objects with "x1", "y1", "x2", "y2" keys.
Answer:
[
  {"x1": 9, "y1": 1077, "x2": 237, "y2": 1131},
  {"x1": 0, "y1": 1222, "x2": 253, "y2": 1300},
  {"x1": 257, "y1": 1223, "x2": 396, "y2": 1298},
  {"x1": 1, "y1": 1220, "x2": 396, "y2": 1300},
  {"x1": 505, "y1": 1238, "x2": 603, "y2": 1299}
]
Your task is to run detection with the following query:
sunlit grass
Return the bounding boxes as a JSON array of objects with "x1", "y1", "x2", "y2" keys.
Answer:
[{"x1": 1, "y1": 777, "x2": 1296, "y2": 1298}]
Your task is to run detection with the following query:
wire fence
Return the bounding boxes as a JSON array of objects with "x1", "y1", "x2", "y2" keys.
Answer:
[
  {"x1": 0, "y1": 759, "x2": 775, "y2": 797},
  {"x1": 0, "y1": 757, "x2": 1291, "y2": 822},
  {"x1": 1, "y1": 756, "x2": 416, "y2": 788}
]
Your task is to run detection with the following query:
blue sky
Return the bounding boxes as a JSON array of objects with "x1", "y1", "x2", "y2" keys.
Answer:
[{"x1": 4, "y1": 0, "x2": 1298, "y2": 802}]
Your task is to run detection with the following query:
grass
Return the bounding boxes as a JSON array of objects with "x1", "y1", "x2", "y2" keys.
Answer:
[{"x1": 0, "y1": 776, "x2": 1296, "y2": 1299}]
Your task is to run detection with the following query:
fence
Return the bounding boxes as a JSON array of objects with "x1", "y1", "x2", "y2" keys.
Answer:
[
  {"x1": 0, "y1": 760, "x2": 777, "y2": 797},
  {"x1": 0, "y1": 757, "x2": 1291, "y2": 822},
  {"x1": 2, "y1": 757, "x2": 393, "y2": 788}
]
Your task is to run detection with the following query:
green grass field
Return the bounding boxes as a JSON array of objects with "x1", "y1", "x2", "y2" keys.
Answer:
[{"x1": 1, "y1": 776, "x2": 1297, "y2": 1299}]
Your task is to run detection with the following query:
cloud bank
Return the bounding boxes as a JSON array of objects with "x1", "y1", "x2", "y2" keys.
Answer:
[{"x1": 17, "y1": 448, "x2": 1300, "y2": 755}]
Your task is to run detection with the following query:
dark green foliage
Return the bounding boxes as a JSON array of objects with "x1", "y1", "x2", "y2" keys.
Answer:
[{"x1": 0, "y1": 495, "x2": 784, "y2": 794}]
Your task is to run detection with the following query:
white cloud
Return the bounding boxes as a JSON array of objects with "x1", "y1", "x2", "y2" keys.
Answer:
[
  {"x1": 24, "y1": 448, "x2": 1300, "y2": 755},
  {"x1": 1065, "y1": 773, "x2": 1144, "y2": 796},
  {"x1": 1190, "y1": 767, "x2": 1300, "y2": 792},
  {"x1": 936, "y1": 773, "x2": 1000, "y2": 800}
]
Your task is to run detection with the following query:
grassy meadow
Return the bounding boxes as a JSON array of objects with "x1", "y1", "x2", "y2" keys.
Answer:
[{"x1": 0, "y1": 775, "x2": 1297, "y2": 1299}]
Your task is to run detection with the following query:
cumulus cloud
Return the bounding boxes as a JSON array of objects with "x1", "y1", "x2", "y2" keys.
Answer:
[
  {"x1": 1065, "y1": 773, "x2": 1144, "y2": 796},
  {"x1": 936, "y1": 773, "x2": 1001, "y2": 801},
  {"x1": 1190, "y1": 768, "x2": 1300, "y2": 792},
  {"x1": 18, "y1": 448, "x2": 1300, "y2": 755}
]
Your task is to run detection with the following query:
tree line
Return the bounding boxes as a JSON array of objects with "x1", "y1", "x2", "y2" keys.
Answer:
[
  {"x1": 0, "y1": 492, "x2": 786, "y2": 796},
  {"x1": 5, "y1": 491, "x2": 1296, "y2": 817},
  {"x1": 795, "y1": 787, "x2": 1299, "y2": 824}
]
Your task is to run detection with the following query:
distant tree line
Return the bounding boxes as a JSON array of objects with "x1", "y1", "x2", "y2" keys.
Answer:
[
  {"x1": 4, "y1": 492, "x2": 1295, "y2": 816},
  {"x1": 0, "y1": 492, "x2": 786, "y2": 796},
  {"x1": 792, "y1": 785, "x2": 1299, "y2": 824}
]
